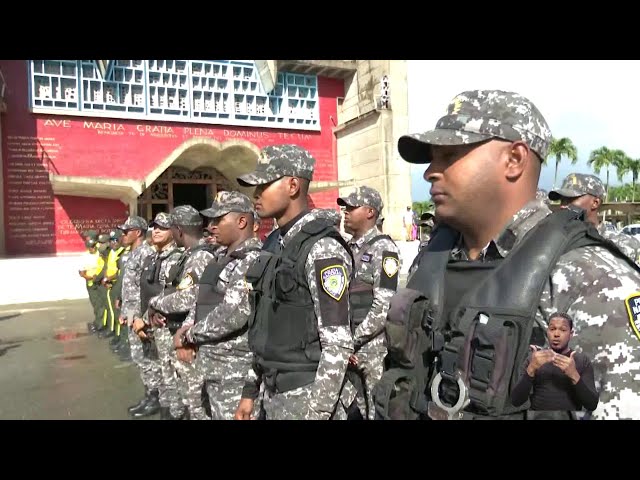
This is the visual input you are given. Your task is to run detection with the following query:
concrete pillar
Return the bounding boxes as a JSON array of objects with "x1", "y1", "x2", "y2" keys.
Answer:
[{"x1": 335, "y1": 60, "x2": 412, "y2": 241}]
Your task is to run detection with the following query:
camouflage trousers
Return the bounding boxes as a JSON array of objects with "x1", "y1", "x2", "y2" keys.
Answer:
[
  {"x1": 155, "y1": 327, "x2": 185, "y2": 418},
  {"x1": 194, "y1": 350, "x2": 252, "y2": 420},
  {"x1": 263, "y1": 382, "x2": 345, "y2": 420},
  {"x1": 353, "y1": 338, "x2": 386, "y2": 420},
  {"x1": 127, "y1": 326, "x2": 162, "y2": 391},
  {"x1": 173, "y1": 352, "x2": 207, "y2": 420}
]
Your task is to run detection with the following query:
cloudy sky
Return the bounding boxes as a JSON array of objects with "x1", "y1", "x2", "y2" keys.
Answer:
[{"x1": 407, "y1": 60, "x2": 640, "y2": 201}]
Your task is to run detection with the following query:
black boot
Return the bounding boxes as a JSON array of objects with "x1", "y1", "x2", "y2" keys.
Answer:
[
  {"x1": 128, "y1": 387, "x2": 150, "y2": 415},
  {"x1": 133, "y1": 390, "x2": 160, "y2": 417}
]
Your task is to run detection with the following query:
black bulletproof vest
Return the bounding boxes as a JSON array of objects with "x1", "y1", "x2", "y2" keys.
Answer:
[
  {"x1": 195, "y1": 247, "x2": 261, "y2": 325},
  {"x1": 349, "y1": 234, "x2": 393, "y2": 334},
  {"x1": 161, "y1": 244, "x2": 211, "y2": 329},
  {"x1": 408, "y1": 207, "x2": 640, "y2": 417},
  {"x1": 140, "y1": 249, "x2": 178, "y2": 314},
  {"x1": 246, "y1": 218, "x2": 353, "y2": 394}
]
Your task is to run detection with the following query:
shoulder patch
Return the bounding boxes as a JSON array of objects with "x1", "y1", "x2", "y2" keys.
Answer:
[
  {"x1": 320, "y1": 264, "x2": 347, "y2": 301},
  {"x1": 383, "y1": 255, "x2": 400, "y2": 278},
  {"x1": 380, "y1": 251, "x2": 400, "y2": 291},
  {"x1": 624, "y1": 292, "x2": 640, "y2": 342},
  {"x1": 176, "y1": 273, "x2": 194, "y2": 290}
]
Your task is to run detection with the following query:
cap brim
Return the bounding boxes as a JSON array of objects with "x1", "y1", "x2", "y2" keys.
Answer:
[
  {"x1": 150, "y1": 221, "x2": 171, "y2": 229},
  {"x1": 336, "y1": 197, "x2": 357, "y2": 207},
  {"x1": 398, "y1": 129, "x2": 492, "y2": 164},
  {"x1": 548, "y1": 188, "x2": 584, "y2": 201},
  {"x1": 200, "y1": 206, "x2": 229, "y2": 218},
  {"x1": 237, "y1": 171, "x2": 282, "y2": 187}
]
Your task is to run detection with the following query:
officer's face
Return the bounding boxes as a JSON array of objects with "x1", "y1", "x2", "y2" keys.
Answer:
[
  {"x1": 559, "y1": 194, "x2": 599, "y2": 213},
  {"x1": 208, "y1": 212, "x2": 244, "y2": 246},
  {"x1": 121, "y1": 229, "x2": 140, "y2": 246},
  {"x1": 254, "y1": 177, "x2": 292, "y2": 218},
  {"x1": 152, "y1": 225, "x2": 173, "y2": 245},
  {"x1": 343, "y1": 205, "x2": 373, "y2": 234},
  {"x1": 547, "y1": 316, "x2": 572, "y2": 352},
  {"x1": 424, "y1": 140, "x2": 502, "y2": 227}
]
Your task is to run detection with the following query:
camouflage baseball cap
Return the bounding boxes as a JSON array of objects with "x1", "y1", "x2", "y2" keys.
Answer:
[
  {"x1": 200, "y1": 191, "x2": 256, "y2": 218},
  {"x1": 150, "y1": 212, "x2": 172, "y2": 229},
  {"x1": 420, "y1": 209, "x2": 435, "y2": 223},
  {"x1": 548, "y1": 173, "x2": 606, "y2": 201},
  {"x1": 237, "y1": 145, "x2": 315, "y2": 186},
  {"x1": 337, "y1": 186, "x2": 384, "y2": 213},
  {"x1": 109, "y1": 229, "x2": 124, "y2": 240},
  {"x1": 398, "y1": 90, "x2": 552, "y2": 164},
  {"x1": 118, "y1": 215, "x2": 148, "y2": 231},
  {"x1": 170, "y1": 205, "x2": 203, "y2": 227}
]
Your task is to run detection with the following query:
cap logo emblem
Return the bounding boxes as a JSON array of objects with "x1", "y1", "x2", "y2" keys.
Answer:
[{"x1": 451, "y1": 97, "x2": 464, "y2": 115}]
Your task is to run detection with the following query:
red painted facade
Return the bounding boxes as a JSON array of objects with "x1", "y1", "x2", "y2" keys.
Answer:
[{"x1": 0, "y1": 61, "x2": 344, "y2": 255}]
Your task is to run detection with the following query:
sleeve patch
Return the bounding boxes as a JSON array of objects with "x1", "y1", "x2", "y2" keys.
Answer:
[
  {"x1": 624, "y1": 292, "x2": 640, "y2": 342},
  {"x1": 380, "y1": 251, "x2": 399, "y2": 291},
  {"x1": 320, "y1": 264, "x2": 347, "y2": 301},
  {"x1": 315, "y1": 257, "x2": 349, "y2": 327},
  {"x1": 177, "y1": 273, "x2": 195, "y2": 290}
]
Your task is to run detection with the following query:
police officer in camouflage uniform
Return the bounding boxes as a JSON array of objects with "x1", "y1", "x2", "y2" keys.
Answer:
[
  {"x1": 337, "y1": 186, "x2": 401, "y2": 420},
  {"x1": 235, "y1": 145, "x2": 354, "y2": 420},
  {"x1": 173, "y1": 192, "x2": 263, "y2": 420},
  {"x1": 147, "y1": 206, "x2": 214, "y2": 420},
  {"x1": 119, "y1": 215, "x2": 163, "y2": 416},
  {"x1": 385, "y1": 89, "x2": 640, "y2": 420},
  {"x1": 131, "y1": 212, "x2": 183, "y2": 418},
  {"x1": 549, "y1": 173, "x2": 640, "y2": 264}
]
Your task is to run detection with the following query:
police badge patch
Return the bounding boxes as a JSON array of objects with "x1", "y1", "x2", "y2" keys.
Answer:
[
  {"x1": 176, "y1": 273, "x2": 194, "y2": 290},
  {"x1": 321, "y1": 265, "x2": 347, "y2": 301},
  {"x1": 624, "y1": 292, "x2": 640, "y2": 341},
  {"x1": 383, "y1": 256, "x2": 400, "y2": 278}
]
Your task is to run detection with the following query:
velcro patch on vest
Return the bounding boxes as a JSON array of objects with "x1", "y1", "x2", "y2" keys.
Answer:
[
  {"x1": 315, "y1": 258, "x2": 349, "y2": 327},
  {"x1": 624, "y1": 292, "x2": 640, "y2": 342},
  {"x1": 361, "y1": 253, "x2": 372, "y2": 263},
  {"x1": 176, "y1": 273, "x2": 194, "y2": 290},
  {"x1": 380, "y1": 251, "x2": 399, "y2": 291}
]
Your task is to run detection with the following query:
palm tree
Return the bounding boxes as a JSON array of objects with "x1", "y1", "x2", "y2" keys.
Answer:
[
  {"x1": 617, "y1": 157, "x2": 640, "y2": 202},
  {"x1": 588, "y1": 147, "x2": 628, "y2": 202},
  {"x1": 546, "y1": 137, "x2": 578, "y2": 189}
]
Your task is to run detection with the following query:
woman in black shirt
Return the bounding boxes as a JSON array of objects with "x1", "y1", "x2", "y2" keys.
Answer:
[{"x1": 511, "y1": 312, "x2": 599, "y2": 417}]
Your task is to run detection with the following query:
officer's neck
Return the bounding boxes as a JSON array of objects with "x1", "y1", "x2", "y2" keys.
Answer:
[
  {"x1": 276, "y1": 200, "x2": 308, "y2": 229},
  {"x1": 131, "y1": 237, "x2": 144, "y2": 250},
  {"x1": 226, "y1": 231, "x2": 253, "y2": 254},
  {"x1": 182, "y1": 235, "x2": 202, "y2": 250},
  {"x1": 350, "y1": 222, "x2": 376, "y2": 242}
]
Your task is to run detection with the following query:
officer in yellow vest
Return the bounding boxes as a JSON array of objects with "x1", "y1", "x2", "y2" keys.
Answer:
[
  {"x1": 102, "y1": 229, "x2": 126, "y2": 345},
  {"x1": 79, "y1": 238, "x2": 102, "y2": 333},
  {"x1": 93, "y1": 234, "x2": 110, "y2": 335}
]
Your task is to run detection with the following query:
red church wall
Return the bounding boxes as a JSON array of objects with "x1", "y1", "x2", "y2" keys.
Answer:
[{"x1": 0, "y1": 61, "x2": 344, "y2": 255}]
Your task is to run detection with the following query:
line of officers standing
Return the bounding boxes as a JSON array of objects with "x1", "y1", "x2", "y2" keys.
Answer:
[{"x1": 81, "y1": 144, "x2": 401, "y2": 420}]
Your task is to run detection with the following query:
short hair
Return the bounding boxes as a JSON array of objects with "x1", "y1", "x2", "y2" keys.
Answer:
[{"x1": 549, "y1": 312, "x2": 573, "y2": 330}]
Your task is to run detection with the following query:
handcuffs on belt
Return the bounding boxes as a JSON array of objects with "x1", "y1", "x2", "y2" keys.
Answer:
[{"x1": 428, "y1": 369, "x2": 470, "y2": 420}]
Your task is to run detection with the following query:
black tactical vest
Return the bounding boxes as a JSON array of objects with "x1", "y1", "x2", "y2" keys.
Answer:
[
  {"x1": 349, "y1": 234, "x2": 393, "y2": 334},
  {"x1": 161, "y1": 244, "x2": 212, "y2": 331},
  {"x1": 140, "y1": 249, "x2": 178, "y2": 314},
  {"x1": 195, "y1": 247, "x2": 261, "y2": 326},
  {"x1": 246, "y1": 218, "x2": 353, "y2": 394},
  {"x1": 374, "y1": 208, "x2": 640, "y2": 419}
]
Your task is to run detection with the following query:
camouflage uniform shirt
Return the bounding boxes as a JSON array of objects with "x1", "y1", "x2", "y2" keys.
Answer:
[
  {"x1": 121, "y1": 242, "x2": 155, "y2": 320},
  {"x1": 184, "y1": 236, "x2": 263, "y2": 360},
  {"x1": 149, "y1": 245, "x2": 215, "y2": 317},
  {"x1": 349, "y1": 226, "x2": 401, "y2": 349}
]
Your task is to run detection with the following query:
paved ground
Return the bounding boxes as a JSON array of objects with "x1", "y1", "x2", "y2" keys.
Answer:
[{"x1": 0, "y1": 299, "x2": 147, "y2": 420}]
